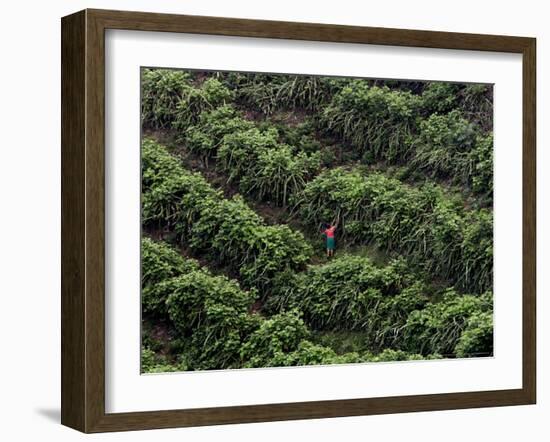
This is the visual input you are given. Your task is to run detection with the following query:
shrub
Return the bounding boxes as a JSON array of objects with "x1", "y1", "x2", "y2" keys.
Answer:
[
  {"x1": 185, "y1": 105, "x2": 254, "y2": 158},
  {"x1": 468, "y1": 134, "x2": 494, "y2": 195},
  {"x1": 421, "y1": 82, "x2": 461, "y2": 114},
  {"x1": 460, "y1": 84, "x2": 493, "y2": 132},
  {"x1": 320, "y1": 81, "x2": 422, "y2": 162},
  {"x1": 459, "y1": 209, "x2": 493, "y2": 292},
  {"x1": 141, "y1": 69, "x2": 192, "y2": 128},
  {"x1": 171, "y1": 78, "x2": 234, "y2": 132},
  {"x1": 142, "y1": 139, "x2": 313, "y2": 292},
  {"x1": 165, "y1": 270, "x2": 259, "y2": 369},
  {"x1": 217, "y1": 127, "x2": 280, "y2": 182},
  {"x1": 141, "y1": 237, "x2": 199, "y2": 315},
  {"x1": 223, "y1": 72, "x2": 347, "y2": 114},
  {"x1": 141, "y1": 138, "x2": 185, "y2": 191},
  {"x1": 240, "y1": 310, "x2": 311, "y2": 367},
  {"x1": 240, "y1": 145, "x2": 321, "y2": 205},
  {"x1": 186, "y1": 195, "x2": 313, "y2": 290},
  {"x1": 141, "y1": 347, "x2": 184, "y2": 373},
  {"x1": 268, "y1": 255, "x2": 427, "y2": 349},
  {"x1": 454, "y1": 311, "x2": 493, "y2": 357},
  {"x1": 401, "y1": 290, "x2": 493, "y2": 356},
  {"x1": 421, "y1": 82, "x2": 493, "y2": 132},
  {"x1": 293, "y1": 167, "x2": 492, "y2": 293},
  {"x1": 411, "y1": 110, "x2": 479, "y2": 182}
]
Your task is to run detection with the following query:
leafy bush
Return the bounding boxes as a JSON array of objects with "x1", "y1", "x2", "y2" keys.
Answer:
[
  {"x1": 240, "y1": 145, "x2": 321, "y2": 205},
  {"x1": 240, "y1": 310, "x2": 311, "y2": 367},
  {"x1": 141, "y1": 69, "x2": 192, "y2": 128},
  {"x1": 217, "y1": 127, "x2": 280, "y2": 182},
  {"x1": 185, "y1": 105, "x2": 255, "y2": 158},
  {"x1": 454, "y1": 311, "x2": 493, "y2": 357},
  {"x1": 293, "y1": 167, "x2": 492, "y2": 293},
  {"x1": 411, "y1": 110, "x2": 479, "y2": 182},
  {"x1": 171, "y1": 78, "x2": 234, "y2": 132},
  {"x1": 142, "y1": 138, "x2": 186, "y2": 191},
  {"x1": 165, "y1": 270, "x2": 259, "y2": 369},
  {"x1": 320, "y1": 81, "x2": 422, "y2": 162},
  {"x1": 468, "y1": 134, "x2": 494, "y2": 195},
  {"x1": 421, "y1": 82, "x2": 461, "y2": 114},
  {"x1": 186, "y1": 195, "x2": 313, "y2": 290},
  {"x1": 222, "y1": 72, "x2": 347, "y2": 114},
  {"x1": 401, "y1": 290, "x2": 493, "y2": 356},
  {"x1": 421, "y1": 82, "x2": 493, "y2": 132},
  {"x1": 459, "y1": 209, "x2": 493, "y2": 292},
  {"x1": 141, "y1": 237, "x2": 199, "y2": 315},
  {"x1": 141, "y1": 347, "x2": 184, "y2": 373},
  {"x1": 142, "y1": 139, "x2": 313, "y2": 292},
  {"x1": 460, "y1": 84, "x2": 493, "y2": 132},
  {"x1": 268, "y1": 255, "x2": 427, "y2": 349}
]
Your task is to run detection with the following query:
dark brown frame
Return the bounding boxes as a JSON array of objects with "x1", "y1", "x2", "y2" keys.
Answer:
[{"x1": 61, "y1": 8, "x2": 536, "y2": 433}]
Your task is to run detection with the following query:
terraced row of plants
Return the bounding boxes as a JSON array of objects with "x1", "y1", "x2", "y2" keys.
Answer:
[
  {"x1": 319, "y1": 83, "x2": 493, "y2": 200},
  {"x1": 140, "y1": 69, "x2": 494, "y2": 371},
  {"x1": 293, "y1": 168, "x2": 493, "y2": 294},
  {"x1": 147, "y1": 102, "x2": 491, "y2": 293},
  {"x1": 142, "y1": 138, "x2": 313, "y2": 292},
  {"x1": 233, "y1": 76, "x2": 492, "y2": 200},
  {"x1": 141, "y1": 138, "x2": 493, "y2": 370},
  {"x1": 142, "y1": 235, "x2": 492, "y2": 372}
]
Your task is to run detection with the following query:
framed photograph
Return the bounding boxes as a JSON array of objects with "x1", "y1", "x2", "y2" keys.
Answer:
[{"x1": 61, "y1": 9, "x2": 536, "y2": 433}]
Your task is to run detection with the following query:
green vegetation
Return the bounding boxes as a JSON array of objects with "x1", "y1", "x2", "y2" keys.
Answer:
[
  {"x1": 141, "y1": 237, "x2": 447, "y2": 370},
  {"x1": 320, "y1": 81, "x2": 422, "y2": 163},
  {"x1": 292, "y1": 168, "x2": 492, "y2": 293},
  {"x1": 140, "y1": 69, "x2": 494, "y2": 373},
  {"x1": 142, "y1": 139, "x2": 313, "y2": 291}
]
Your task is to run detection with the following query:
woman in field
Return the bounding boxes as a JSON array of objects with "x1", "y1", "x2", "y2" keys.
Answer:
[{"x1": 321, "y1": 222, "x2": 338, "y2": 257}]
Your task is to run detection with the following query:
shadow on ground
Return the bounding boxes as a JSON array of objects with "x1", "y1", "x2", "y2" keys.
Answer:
[{"x1": 35, "y1": 408, "x2": 60, "y2": 423}]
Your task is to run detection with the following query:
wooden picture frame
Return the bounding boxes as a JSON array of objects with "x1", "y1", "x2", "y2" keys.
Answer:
[{"x1": 61, "y1": 8, "x2": 536, "y2": 433}]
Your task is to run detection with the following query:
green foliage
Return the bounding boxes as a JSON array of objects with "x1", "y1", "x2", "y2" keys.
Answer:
[
  {"x1": 459, "y1": 209, "x2": 493, "y2": 292},
  {"x1": 460, "y1": 84, "x2": 493, "y2": 132},
  {"x1": 217, "y1": 126, "x2": 321, "y2": 206},
  {"x1": 421, "y1": 82, "x2": 461, "y2": 114},
  {"x1": 402, "y1": 290, "x2": 493, "y2": 356},
  {"x1": 411, "y1": 110, "x2": 492, "y2": 196},
  {"x1": 268, "y1": 255, "x2": 427, "y2": 350},
  {"x1": 141, "y1": 237, "x2": 199, "y2": 315},
  {"x1": 412, "y1": 110, "x2": 478, "y2": 179},
  {"x1": 185, "y1": 105, "x2": 255, "y2": 158},
  {"x1": 172, "y1": 78, "x2": 235, "y2": 133},
  {"x1": 222, "y1": 72, "x2": 348, "y2": 114},
  {"x1": 320, "y1": 81, "x2": 422, "y2": 162},
  {"x1": 140, "y1": 70, "x2": 494, "y2": 369},
  {"x1": 240, "y1": 145, "x2": 321, "y2": 205},
  {"x1": 293, "y1": 167, "x2": 492, "y2": 293},
  {"x1": 141, "y1": 69, "x2": 192, "y2": 128},
  {"x1": 468, "y1": 134, "x2": 494, "y2": 195},
  {"x1": 184, "y1": 106, "x2": 322, "y2": 206},
  {"x1": 141, "y1": 138, "x2": 185, "y2": 191},
  {"x1": 217, "y1": 127, "x2": 280, "y2": 182},
  {"x1": 363, "y1": 348, "x2": 440, "y2": 362},
  {"x1": 240, "y1": 310, "x2": 311, "y2": 367},
  {"x1": 186, "y1": 195, "x2": 313, "y2": 290},
  {"x1": 421, "y1": 82, "x2": 493, "y2": 132},
  {"x1": 141, "y1": 347, "x2": 185, "y2": 373},
  {"x1": 165, "y1": 270, "x2": 259, "y2": 369},
  {"x1": 142, "y1": 139, "x2": 313, "y2": 291},
  {"x1": 454, "y1": 311, "x2": 493, "y2": 358}
]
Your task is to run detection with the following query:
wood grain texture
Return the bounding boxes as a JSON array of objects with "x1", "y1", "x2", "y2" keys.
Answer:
[
  {"x1": 522, "y1": 38, "x2": 537, "y2": 403},
  {"x1": 60, "y1": 8, "x2": 537, "y2": 433},
  {"x1": 61, "y1": 10, "x2": 86, "y2": 432}
]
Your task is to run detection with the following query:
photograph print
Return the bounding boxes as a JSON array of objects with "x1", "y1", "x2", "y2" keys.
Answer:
[{"x1": 140, "y1": 68, "x2": 494, "y2": 373}]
